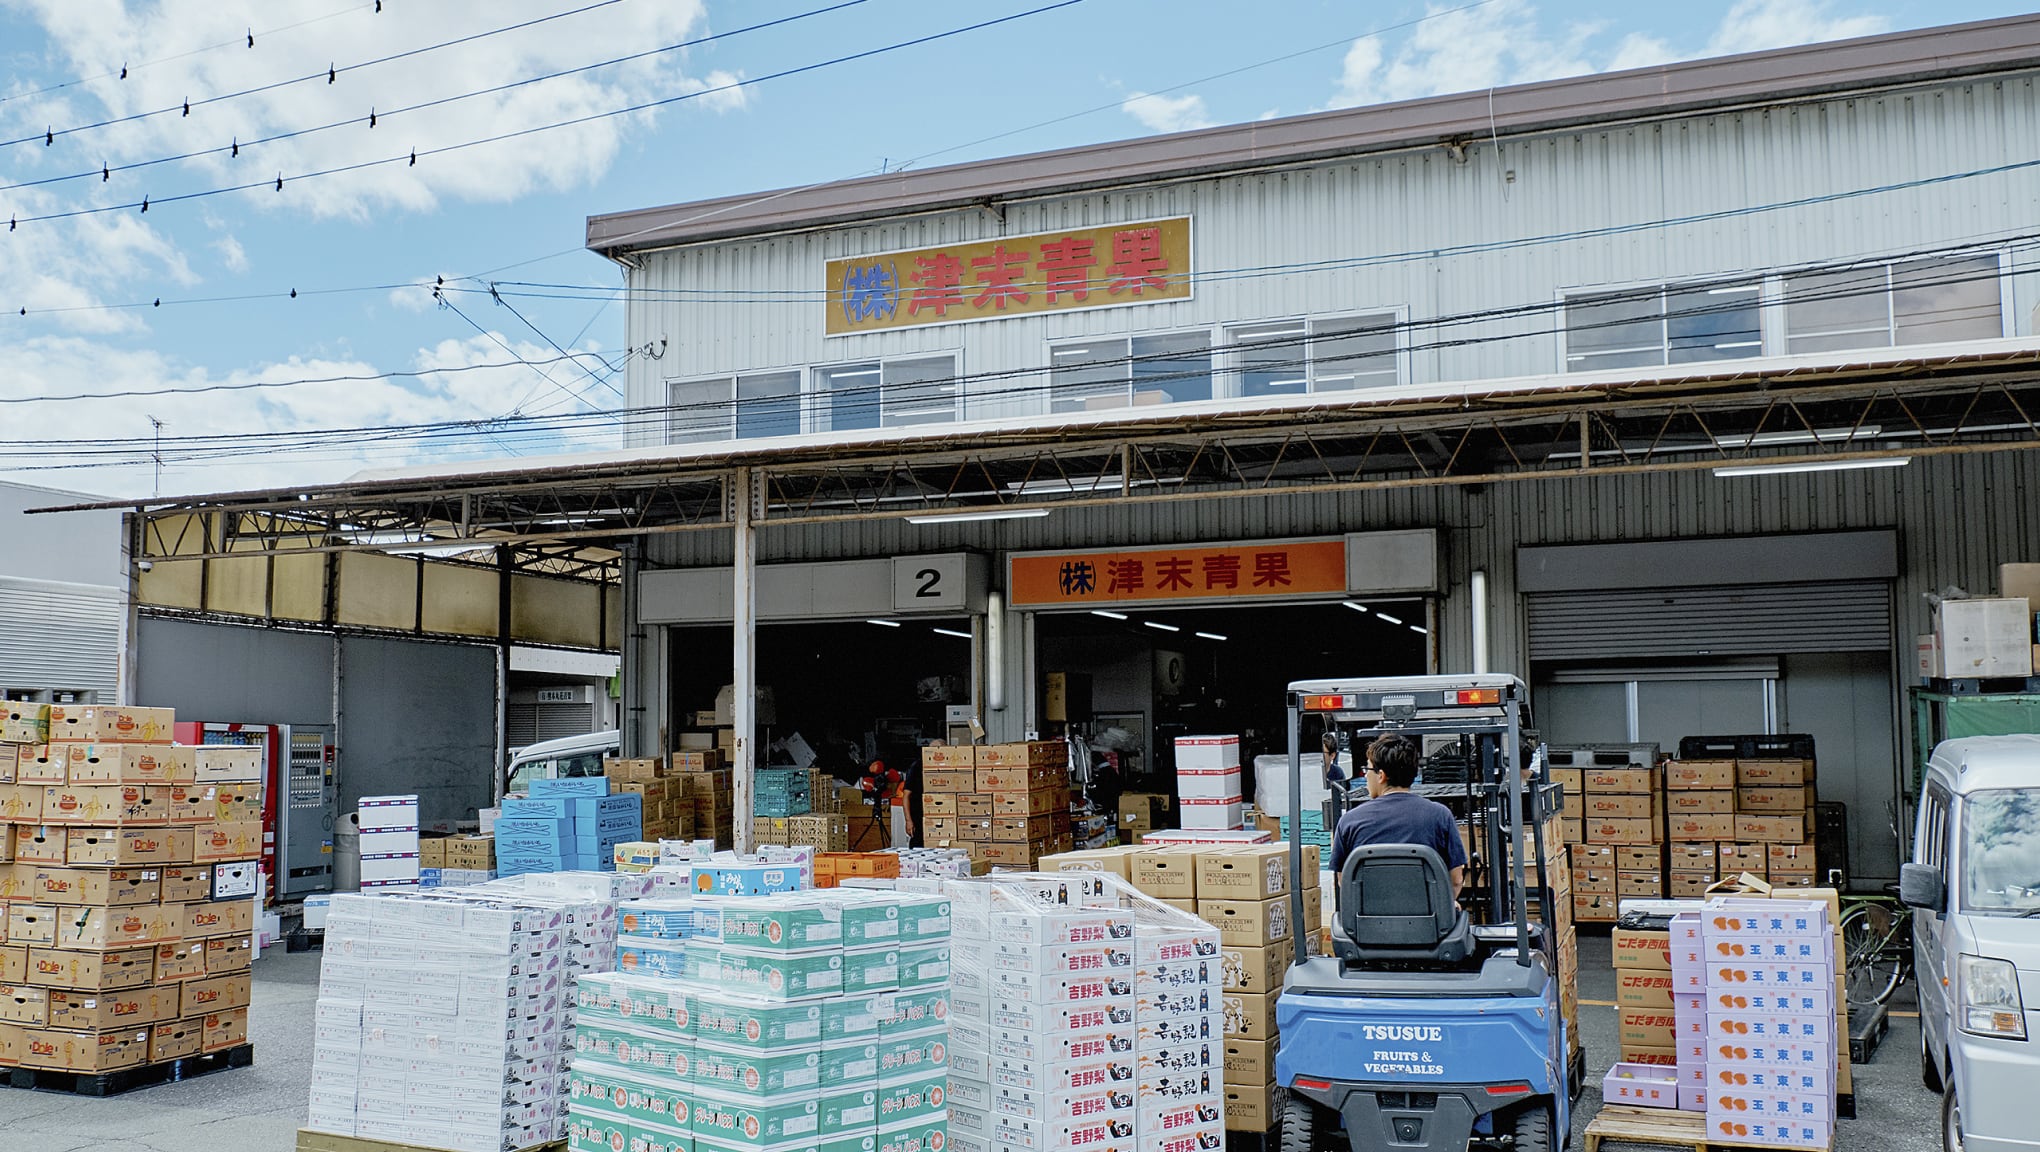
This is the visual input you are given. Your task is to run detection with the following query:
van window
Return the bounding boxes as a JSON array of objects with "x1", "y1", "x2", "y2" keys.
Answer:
[
  {"x1": 1921, "y1": 782, "x2": 1951, "y2": 870},
  {"x1": 1961, "y1": 788, "x2": 2040, "y2": 915}
]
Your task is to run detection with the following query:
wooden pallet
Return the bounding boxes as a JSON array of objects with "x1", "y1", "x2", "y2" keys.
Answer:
[
  {"x1": 296, "y1": 1131, "x2": 563, "y2": 1152},
  {"x1": 1584, "y1": 1105, "x2": 1834, "y2": 1152},
  {"x1": 4, "y1": 1043, "x2": 252, "y2": 1097}
]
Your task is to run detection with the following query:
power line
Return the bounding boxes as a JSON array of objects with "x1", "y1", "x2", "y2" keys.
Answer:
[
  {"x1": 0, "y1": 1, "x2": 1085, "y2": 223},
  {"x1": 0, "y1": 1, "x2": 625, "y2": 152},
  {"x1": 0, "y1": 0, "x2": 875, "y2": 194},
  {"x1": 0, "y1": 351, "x2": 630, "y2": 405},
  {"x1": 0, "y1": 3, "x2": 373, "y2": 108}
]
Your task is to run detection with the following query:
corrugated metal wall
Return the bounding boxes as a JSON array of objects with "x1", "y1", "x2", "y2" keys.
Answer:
[
  {"x1": 623, "y1": 77, "x2": 2040, "y2": 438},
  {"x1": 0, "y1": 577, "x2": 122, "y2": 698}
]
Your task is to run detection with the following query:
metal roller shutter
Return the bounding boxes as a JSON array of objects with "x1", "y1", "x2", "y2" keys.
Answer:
[
  {"x1": 1526, "y1": 581, "x2": 1890, "y2": 661},
  {"x1": 0, "y1": 577, "x2": 121, "y2": 698}
]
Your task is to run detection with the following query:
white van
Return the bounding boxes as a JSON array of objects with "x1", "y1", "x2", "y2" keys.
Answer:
[
  {"x1": 1903, "y1": 733, "x2": 2040, "y2": 1152},
  {"x1": 503, "y1": 729, "x2": 618, "y2": 797}
]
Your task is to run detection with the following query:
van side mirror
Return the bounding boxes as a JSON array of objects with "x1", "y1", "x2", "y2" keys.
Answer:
[{"x1": 1899, "y1": 862, "x2": 1944, "y2": 911}]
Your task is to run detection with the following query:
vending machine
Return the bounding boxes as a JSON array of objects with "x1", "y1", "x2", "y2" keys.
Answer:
[{"x1": 173, "y1": 720, "x2": 338, "y2": 900}]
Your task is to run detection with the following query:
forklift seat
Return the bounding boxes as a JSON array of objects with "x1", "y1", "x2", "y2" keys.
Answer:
[{"x1": 1335, "y1": 843, "x2": 1474, "y2": 965}]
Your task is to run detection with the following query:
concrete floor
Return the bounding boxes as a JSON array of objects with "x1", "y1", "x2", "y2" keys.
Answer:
[{"x1": 0, "y1": 935, "x2": 1940, "y2": 1151}]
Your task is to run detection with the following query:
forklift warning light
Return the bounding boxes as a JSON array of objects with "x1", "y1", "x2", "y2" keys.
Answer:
[
  {"x1": 1300, "y1": 694, "x2": 1353, "y2": 711},
  {"x1": 1456, "y1": 689, "x2": 1502, "y2": 705}
]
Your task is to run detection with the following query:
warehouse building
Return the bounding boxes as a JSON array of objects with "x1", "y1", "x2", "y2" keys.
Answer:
[{"x1": 91, "y1": 16, "x2": 2040, "y2": 886}]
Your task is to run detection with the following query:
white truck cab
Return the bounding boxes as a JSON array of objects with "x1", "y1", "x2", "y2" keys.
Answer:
[
  {"x1": 503, "y1": 729, "x2": 619, "y2": 797},
  {"x1": 1903, "y1": 733, "x2": 2040, "y2": 1152}
]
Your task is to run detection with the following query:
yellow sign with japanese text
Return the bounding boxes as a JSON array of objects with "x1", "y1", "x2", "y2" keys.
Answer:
[
  {"x1": 1009, "y1": 538, "x2": 1347, "y2": 609},
  {"x1": 824, "y1": 216, "x2": 1192, "y2": 336}
]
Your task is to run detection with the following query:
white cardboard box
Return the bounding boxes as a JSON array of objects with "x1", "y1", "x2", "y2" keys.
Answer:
[
  {"x1": 1173, "y1": 736, "x2": 1240, "y2": 771},
  {"x1": 1177, "y1": 798, "x2": 1243, "y2": 830},
  {"x1": 1175, "y1": 767, "x2": 1241, "y2": 801},
  {"x1": 1936, "y1": 598, "x2": 2034, "y2": 678}
]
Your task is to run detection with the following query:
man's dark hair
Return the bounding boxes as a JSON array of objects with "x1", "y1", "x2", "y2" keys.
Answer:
[{"x1": 1367, "y1": 734, "x2": 1420, "y2": 788}]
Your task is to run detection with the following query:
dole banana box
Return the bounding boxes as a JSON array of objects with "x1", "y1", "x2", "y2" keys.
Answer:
[
  {"x1": 67, "y1": 744, "x2": 195, "y2": 785},
  {"x1": 191, "y1": 745, "x2": 263, "y2": 784},
  {"x1": 25, "y1": 946, "x2": 153, "y2": 992}
]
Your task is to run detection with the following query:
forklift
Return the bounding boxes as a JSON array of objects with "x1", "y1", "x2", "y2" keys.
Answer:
[{"x1": 1274, "y1": 675, "x2": 1581, "y2": 1152}]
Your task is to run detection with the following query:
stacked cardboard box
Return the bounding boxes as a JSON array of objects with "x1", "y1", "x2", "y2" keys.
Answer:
[
  {"x1": 1666, "y1": 758, "x2": 1735, "y2": 899},
  {"x1": 1549, "y1": 765, "x2": 1585, "y2": 845},
  {"x1": 1116, "y1": 794, "x2": 1174, "y2": 842},
  {"x1": 572, "y1": 888, "x2": 953, "y2": 1152},
  {"x1": 0, "y1": 703, "x2": 258, "y2": 1078},
  {"x1": 600, "y1": 756, "x2": 698, "y2": 842},
  {"x1": 921, "y1": 744, "x2": 1073, "y2": 870},
  {"x1": 1194, "y1": 845, "x2": 1316, "y2": 1130},
  {"x1": 1695, "y1": 897, "x2": 1838, "y2": 1149},
  {"x1": 358, "y1": 795, "x2": 421, "y2": 892},
  {"x1": 1582, "y1": 762, "x2": 1665, "y2": 903},
  {"x1": 947, "y1": 872, "x2": 1222, "y2": 1152},
  {"x1": 1922, "y1": 596, "x2": 2034, "y2": 680},
  {"x1": 1612, "y1": 916, "x2": 1676, "y2": 1068},
  {"x1": 1736, "y1": 759, "x2": 1818, "y2": 888},
  {"x1": 670, "y1": 751, "x2": 735, "y2": 849},
  {"x1": 750, "y1": 814, "x2": 851, "y2": 851},
  {"x1": 496, "y1": 779, "x2": 643, "y2": 877},
  {"x1": 305, "y1": 880, "x2": 622, "y2": 1147},
  {"x1": 1175, "y1": 736, "x2": 1243, "y2": 831}
]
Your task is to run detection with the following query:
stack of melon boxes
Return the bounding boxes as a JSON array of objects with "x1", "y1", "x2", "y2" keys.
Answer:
[
  {"x1": 1567, "y1": 757, "x2": 1666, "y2": 924},
  {"x1": 0, "y1": 703, "x2": 258, "y2": 1075},
  {"x1": 920, "y1": 743, "x2": 1074, "y2": 870}
]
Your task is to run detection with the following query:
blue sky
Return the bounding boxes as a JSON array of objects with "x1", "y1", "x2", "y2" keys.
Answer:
[{"x1": 0, "y1": 0, "x2": 2025, "y2": 497}]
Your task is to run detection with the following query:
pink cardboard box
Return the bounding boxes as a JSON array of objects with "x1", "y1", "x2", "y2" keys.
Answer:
[{"x1": 1603, "y1": 1062, "x2": 1681, "y2": 1109}]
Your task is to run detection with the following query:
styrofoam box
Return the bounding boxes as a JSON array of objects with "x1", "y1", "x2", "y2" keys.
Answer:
[
  {"x1": 1175, "y1": 768, "x2": 1241, "y2": 802},
  {"x1": 362, "y1": 829, "x2": 421, "y2": 856},
  {"x1": 359, "y1": 795, "x2": 421, "y2": 831},
  {"x1": 1173, "y1": 737, "x2": 1241, "y2": 771},
  {"x1": 1177, "y1": 799, "x2": 1244, "y2": 831}
]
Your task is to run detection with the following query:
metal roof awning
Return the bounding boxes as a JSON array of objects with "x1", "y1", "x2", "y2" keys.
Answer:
[{"x1": 33, "y1": 340, "x2": 2040, "y2": 566}]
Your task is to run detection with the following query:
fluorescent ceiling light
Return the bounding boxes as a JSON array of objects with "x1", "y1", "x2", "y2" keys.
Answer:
[
  {"x1": 866, "y1": 619, "x2": 901, "y2": 628},
  {"x1": 1375, "y1": 612, "x2": 1404, "y2": 625},
  {"x1": 1409, "y1": 625, "x2": 1429, "y2": 634},
  {"x1": 1342, "y1": 601, "x2": 1369, "y2": 613},
  {"x1": 1707, "y1": 285, "x2": 1759, "y2": 295},
  {"x1": 1091, "y1": 610, "x2": 1129, "y2": 620},
  {"x1": 1144, "y1": 622, "x2": 1181, "y2": 633},
  {"x1": 904, "y1": 508, "x2": 1051, "y2": 525},
  {"x1": 1195, "y1": 631, "x2": 1228, "y2": 641},
  {"x1": 1713, "y1": 425, "x2": 1881, "y2": 449},
  {"x1": 932, "y1": 628, "x2": 973, "y2": 639},
  {"x1": 1712, "y1": 456, "x2": 1912, "y2": 478}
]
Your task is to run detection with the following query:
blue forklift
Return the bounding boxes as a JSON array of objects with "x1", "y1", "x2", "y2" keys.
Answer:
[{"x1": 1275, "y1": 675, "x2": 1581, "y2": 1152}]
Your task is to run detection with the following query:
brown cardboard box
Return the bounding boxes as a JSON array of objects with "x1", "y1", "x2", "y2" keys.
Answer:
[
  {"x1": 180, "y1": 973, "x2": 250, "y2": 1015},
  {"x1": 976, "y1": 764, "x2": 1063, "y2": 792},
  {"x1": 1225, "y1": 1080, "x2": 1281, "y2": 1131},
  {"x1": 0, "y1": 986, "x2": 48, "y2": 1025},
  {"x1": 20, "y1": 1026, "x2": 150, "y2": 1072},
  {"x1": 1619, "y1": 1042, "x2": 1677, "y2": 1067},
  {"x1": 1735, "y1": 814, "x2": 1813, "y2": 843},
  {"x1": 1669, "y1": 873, "x2": 1715, "y2": 898},
  {"x1": 147, "y1": 1016, "x2": 204, "y2": 1062},
  {"x1": 1223, "y1": 1037, "x2": 1275, "y2": 1086},
  {"x1": 156, "y1": 785, "x2": 218, "y2": 825},
  {"x1": 1160, "y1": 899, "x2": 1197, "y2": 915},
  {"x1": 1614, "y1": 846, "x2": 1662, "y2": 870},
  {"x1": 1550, "y1": 767, "x2": 1584, "y2": 798},
  {"x1": 1615, "y1": 969, "x2": 1676, "y2": 1009},
  {"x1": 1737, "y1": 786, "x2": 1814, "y2": 813},
  {"x1": 1198, "y1": 898, "x2": 1291, "y2": 947},
  {"x1": 191, "y1": 746, "x2": 263, "y2": 784},
  {"x1": 1574, "y1": 869, "x2": 1616, "y2": 895},
  {"x1": 1584, "y1": 767, "x2": 1659, "y2": 794},
  {"x1": 36, "y1": 867, "x2": 161, "y2": 907},
  {"x1": 15, "y1": 827, "x2": 64, "y2": 865},
  {"x1": 616, "y1": 779, "x2": 670, "y2": 805},
  {"x1": 991, "y1": 789, "x2": 1062, "y2": 818},
  {"x1": 162, "y1": 827, "x2": 197, "y2": 865},
  {"x1": 1196, "y1": 846, "x2": 1297, "y2": 900},
  {"x1": 1665, "y1": 760, "x2": 1735, "y2": 790},
  {"x1": 923, "y1": 816, "x2": 957, "y2": 843},
  {"x1": 1584, "y1": 818, "x2": 1656, "y2": 845},
  {"x1": 195, "y1": 821, "x2": 263, "y2": 862},
  {"x1": 1035, "y1": 846, "x2": 1139, "y2": 878},
  {"x1": 1219, "y1": 941, "x2": 1295, "y2": 994},
  {"x1": 921, "y1": 771, "x2": 975, "y2": 793},
  {"x1": 48, "y1": 705, "x2": 173, "y2": 745},
  {"x1": 417, "y1": 836, "x2": 446, "y2": 870},
  {"x1": 919, "y1": 745, "x2": 976, "y2": 769},
  {"x1": 1767, "y1": 844, "x2": 1817, "y2": 873},
  {"x1": 1570, "y1": 844, "x2": 1618, "y2": 868},
  {"x1": 1669, "y1": 843, "x2": 1718, "y2": 871},
  {"x1": 1118, "y1": 793, "x2": 1172, "y2": 837},
  {"x1": 67, "y1": 744, "x2": 196, "y2": 786},
  {"x1": 952, "y1": 817, "x2": 995, "y2": 842},
  {"x1": 41, "y1": 785, "x2": 169, "y2": 826},
  {"x1": 1667, "y1": 790, "x2": 1735, "y2": 815},
  {"x1": 973, "y1": 742, "x2": 1064, "y2": 769},
  {"x1": 152, "y1": 941, "x2": 205, "y2": 982},
  {"x1": 1616, "y1": 871, "x2": 1663, "y2": 897},
  {"x1": 443, "y1": 836, "x2": 494, "y2": 870},
  {"x1": 205, "y1": 937, "x2": 252, "y2": 974},
  {"x1": 16, "y1": 745, "x2": 70, "y2": 785},
  {"x1": 1131, "y1": 848, "x2": 1200, "y2": 899},
  {"x1": 1585, "y1": 793, "x2": 1662, "y2": 820},
  {"x1": 46, "y1": 985, "x2": 180, "y2": 1030},
  {"x1": 1612, "y1": 927, "x2": 1671, "y2": 969},
  {"x1": 1221, "y1": 990, "x2": 1279, "y2": 1041},
  {"x1": 1573, "y1": 892, "x2": 1618, "y2": 921},
  {"x1": 0, "y1": 946, "x2": 21, "y2": 986},
  {"x1": 603, "y1": 757, "x2": 663, "y2": 781},
  {"x1": 1736, "y1": 759, "x2": 1815, "y2": 787},
  {"x1": 52, "y1": 904, "x2": 184, "y2": 951},
  {"x1": 25, "y1": 947, "x2": 153, "y2": 992},
  {"x1": 202, "y1": 1006, "x2": 248, "y2": 1051},
  {"x1": 921, "y1": 793, "x2": 959, "y2": 816},
  {"x1": 0, "y1": 784, "x2": 43, "y2": 823},
  {"x1": 64, "y1": 829, "x2": 176, "y2": 867},
  {"x1": 992, "y1": 814, "x2": 1057, "y2": 843},
  {"x1": 1667, "y1": 814, "x2": 1737, "y2": 841},
  {"x1": 958, "y1": 794, "x2": 995, "y2": 819},
  {"x1": 669, "y1": 750, "x2": 723, "y2": 772},
  {"x1": 185, "y1": 899, "x2": 253, "y2": 940}
]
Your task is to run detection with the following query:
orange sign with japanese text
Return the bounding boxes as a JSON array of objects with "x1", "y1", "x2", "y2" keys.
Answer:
[
  {"x1": 824, "y1": 217, "x2": 1192, "y2": 336},
  {"x1": 1009, "y1": 538, "x2": 1347, "y2": 608}
]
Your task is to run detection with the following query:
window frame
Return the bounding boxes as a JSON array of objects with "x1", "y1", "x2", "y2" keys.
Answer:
[
  {"x1": 1042, "y1": 326, "x2": 1221, "y2": 414},
  {"x1": 1781, "y1": 251, "x2": 2009, "y2": 355},
  {"x1": 1556, "y1": 277, "x2": 1766, "y2": 374},
  {"x1": 808, "y1": 350, "x2": 965, "y2": 433},
  {"x1": 1217, "y1": 308, "x2": 1407, "y2": 400}
]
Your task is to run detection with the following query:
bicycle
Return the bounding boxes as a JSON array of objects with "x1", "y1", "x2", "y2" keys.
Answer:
[{"x1": 1839, "y1": 888, "x2": 1914, "y2": 1009}]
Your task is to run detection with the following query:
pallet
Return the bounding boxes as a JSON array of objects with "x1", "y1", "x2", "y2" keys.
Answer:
[
  {"x1": 1584, "y1": 1105, "x2": 1836, "y2": 1152},
  {"x1": 5, "y1": 1043, "x2": 252, "y2": 1097},
  {"x1": 1924, "y1": 676, "x2": 2040, "y2": 696},
  {"x1": 1849, "y1": 999, "x2": 1889, "y2": 1065},
  {"x1": 1676, "y1": 734, "x2": 1818, "y2": 761},
  {"x1": 1546, "y1": 744, "x2": 1663, "y2": 769},
  {"x1": 296, "y1": 1132, "x2": 563, "y2": 1152},
  {"x1": 287, "y1": 927, "x2": 326, "y2": 953}
]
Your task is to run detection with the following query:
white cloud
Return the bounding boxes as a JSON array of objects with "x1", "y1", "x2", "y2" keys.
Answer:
[
  {"x1": 1121, "y1": 91, "x2": 1214, "y2": 135},
  {"x1": 212, "y1": 234, "x2": 247, "y2": 272},
  {"x1": 1324, "y1": 0, "x2": 1891, "y2": 108}
]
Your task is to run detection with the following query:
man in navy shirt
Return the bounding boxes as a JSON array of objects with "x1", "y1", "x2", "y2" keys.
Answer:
[{"x1": 1331, "y1": 733, "x2": 1466, "y2": 897}]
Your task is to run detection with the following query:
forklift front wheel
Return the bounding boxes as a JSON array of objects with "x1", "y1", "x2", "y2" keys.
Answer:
[
  {"x1": 1509, "y1": 1101, "x2": 1557, "y2": 1152},
  {"x1": 1281, "y1": 1092, "x2": 1334, "y2": 1152}
]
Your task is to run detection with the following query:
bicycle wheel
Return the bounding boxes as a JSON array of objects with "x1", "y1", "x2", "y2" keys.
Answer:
[{"x1": 1841, "y1": 905, "x2": 1904, "y2": 1008}]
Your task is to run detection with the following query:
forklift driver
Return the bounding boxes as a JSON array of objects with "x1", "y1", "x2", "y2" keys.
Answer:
[{"x1": 1330, "y1": 733, "x2": 1467, "y2": 897}]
